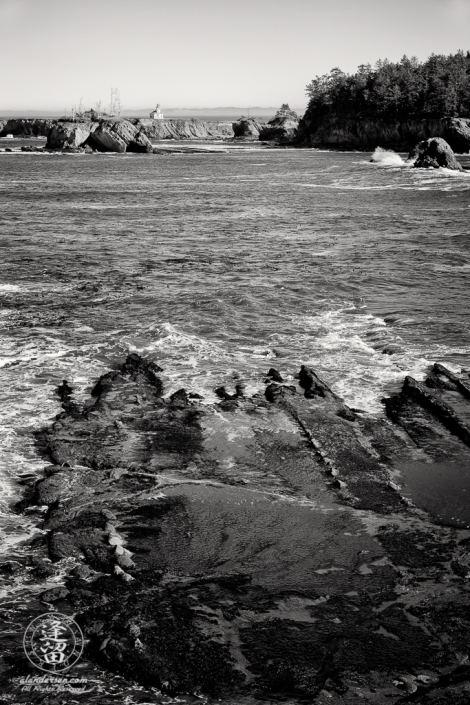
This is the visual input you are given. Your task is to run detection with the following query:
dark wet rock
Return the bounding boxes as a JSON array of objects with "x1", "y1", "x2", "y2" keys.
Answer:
[
  {"x1": 215, "y1": 385, "x2": 237, "y2": 400},
  {"x1": 232, "y1": 117, "x2": 263, "y2": 138},
  {"x1": 267, "y1": 367, "x2": 284, "y2": 382},
  {"x1": 0, "y1": 561, "x2": 23, "y2": 574},
  {"x1": 41, "y1": 586, "x2": 69, "y2": 602},
  {"x1": 28, "y1": 557, "x2": 55, "y2": 578},
  {"x1": 385, "y1": 371, "x2": 470, "y2": 448},
  {"x1": 57, "y1": 379, "x2": 73, "y2": 404},
  {"x1": 10, "y1": 353, "x2": 470, "y2": 703},
  {"x1": 411, "y1": 137, "x2": 463, "y2": 170},
  {"x1": 382, "y1": 344, "x2": 404, "y2": 355},
  {"x1": 426, "y1": 362, "x2": 470, "y2": 397}
]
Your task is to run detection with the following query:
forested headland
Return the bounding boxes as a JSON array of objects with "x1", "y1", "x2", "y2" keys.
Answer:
[
  {"x1": 305, "y1": 52, "x2": 470, "y2": 119},
  {"x1": 298, "y1": 51, "x2": 470, "y2": 150}
]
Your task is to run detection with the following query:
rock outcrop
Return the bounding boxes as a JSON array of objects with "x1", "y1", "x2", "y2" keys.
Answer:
[
  {"x1": 297, "y1": 114, "x2": 470, "y2": 152},
  {"x1": 87, "y1": 121, "x2": 152, "y2": 153},
  {"x1": 3, "y1": 354, "x2": 470, "y2": 703},
  {"x1": 232, "y1": 117, "x2": 263, "y2": 138},
  {"x1": 410, "y1": 137, "x2": 463, "y2": 170},
  {"x1": 45, "y1": 119, "x2": 154, "y2": 153}
]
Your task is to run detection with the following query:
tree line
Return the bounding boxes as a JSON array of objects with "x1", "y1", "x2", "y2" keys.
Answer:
[{"x1": 305, "y1": 52, "x2": 470, "y2": 119}]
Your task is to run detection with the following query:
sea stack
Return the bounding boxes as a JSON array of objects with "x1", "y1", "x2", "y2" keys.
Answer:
[{"x1": 410, "y1": 137, "x2": 463, "y2": 171}]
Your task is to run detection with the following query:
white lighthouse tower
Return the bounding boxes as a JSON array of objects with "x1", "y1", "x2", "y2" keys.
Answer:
[{"x1": 150, "y1": 103, "x2": 164, "y2": 120}]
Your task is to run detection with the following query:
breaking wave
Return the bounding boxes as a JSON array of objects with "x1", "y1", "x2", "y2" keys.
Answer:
[{"x1": 369, "y1": 147, "x2": 410, "y2": 167}]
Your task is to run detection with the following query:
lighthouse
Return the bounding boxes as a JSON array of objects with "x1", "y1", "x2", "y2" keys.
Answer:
[{"x1": 150, "y1": 104, "x2": 164, "y2": 120}]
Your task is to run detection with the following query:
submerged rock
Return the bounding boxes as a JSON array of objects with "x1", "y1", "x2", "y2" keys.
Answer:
[{"x1": 410, "y1": 137, "x2": 463, "y2": 170}]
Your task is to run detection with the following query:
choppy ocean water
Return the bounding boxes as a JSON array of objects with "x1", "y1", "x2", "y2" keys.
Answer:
[{"x1": 0, "y1": 144, "x2": 469, "y2": 566}]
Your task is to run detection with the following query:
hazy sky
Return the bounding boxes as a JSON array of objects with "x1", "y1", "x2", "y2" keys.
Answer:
[{"x1": 1, "y1": 0, "x2": 469, "y2": 110}]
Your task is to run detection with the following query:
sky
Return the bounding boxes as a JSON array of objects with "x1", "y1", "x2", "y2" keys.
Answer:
[{"x1": 1, "y1": 0, "x2": 469, "y2": 111}]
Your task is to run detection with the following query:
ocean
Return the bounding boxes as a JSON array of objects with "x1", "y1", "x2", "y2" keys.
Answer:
[{"x1": 0, "y1": 143, "x2": 469, "y2": 576}]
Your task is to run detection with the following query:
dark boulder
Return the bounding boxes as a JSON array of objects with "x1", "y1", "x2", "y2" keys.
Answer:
[{"x1": 410, "y1": 137, "x2": 463, "y2": 171}]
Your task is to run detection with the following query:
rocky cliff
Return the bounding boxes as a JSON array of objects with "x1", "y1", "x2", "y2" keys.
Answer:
[
  {"x1": 0, "y1": 118, "x2": 55, "y2": 137},
  {"x1": 296, "y1": 114, "x2": 470, "y2": 152},
  {"x1": 136, "y1": 118, "x2": 234, "y2": 140}
]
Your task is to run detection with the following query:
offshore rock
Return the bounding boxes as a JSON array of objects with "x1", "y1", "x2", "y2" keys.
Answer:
[
  {"x1": 46, "y1": 119, "x2": 153, "y2": 153},
  {"x1": 12, "y1": 353, "x2": 470, "y2": 703},
  {"x1": 411, "y1": 137, "x2": 463, "y2": 170},
  {"x1": 259, "y1": 115, "x2": 299, "y2": 143},
  {"x1": 232, "y1": 117, "x2": 262, "y2": 138}
]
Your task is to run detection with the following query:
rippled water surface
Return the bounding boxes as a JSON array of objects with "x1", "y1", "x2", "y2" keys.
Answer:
[{"x1": 0, "y1": 146, "x2": 469, "y2": 560}]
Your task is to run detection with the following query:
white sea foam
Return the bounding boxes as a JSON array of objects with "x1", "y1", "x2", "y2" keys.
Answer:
[
  {"x1": 283, "y1": 307, "x2": 432, "y2": 413},
  {"x1": 0, "y1": 284, "x2": 23, "y2": 292},
  {"x1": 369, "y1": 147, "x2": 409, "y2": 167}
]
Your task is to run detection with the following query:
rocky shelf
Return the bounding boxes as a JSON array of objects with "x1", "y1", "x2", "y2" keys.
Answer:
[{"x1": 2, "y1": 354, "x2": 470, "y2": 704}]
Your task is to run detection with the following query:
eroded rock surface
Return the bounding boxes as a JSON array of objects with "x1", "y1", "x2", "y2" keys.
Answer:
[{"x1": 8, "y1": 354, "x2": 470, "y2": 703}]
